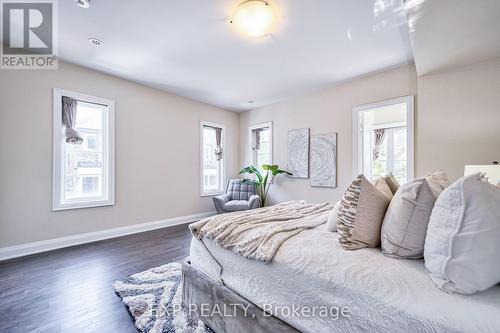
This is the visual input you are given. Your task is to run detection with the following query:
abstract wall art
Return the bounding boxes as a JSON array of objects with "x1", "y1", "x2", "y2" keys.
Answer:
[
  {"x1": 310, "y1": 132, "x2": 337, "y2": 187},
  {"x1": 287, "y1": 128, "x2": 310, "y2": 178}
]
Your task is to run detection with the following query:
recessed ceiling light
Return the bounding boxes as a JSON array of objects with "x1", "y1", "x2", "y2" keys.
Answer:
[
  {"x1": 88, "y1": 38, "x2": 103, "y2": 47},
  {"x1": 75, "y1": 0, "x2": 90, "y2": 8},
  {"x1": 231, "y1": 0, "x2": 276, "y2": 37},
  {"x1": 249, "y1": 100, "x2": 255, "y2": 104}
]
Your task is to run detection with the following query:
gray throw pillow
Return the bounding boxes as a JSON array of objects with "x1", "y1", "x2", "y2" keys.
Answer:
[{"x1": 381, "y1": 170, "x2": 449, "y2": 259}]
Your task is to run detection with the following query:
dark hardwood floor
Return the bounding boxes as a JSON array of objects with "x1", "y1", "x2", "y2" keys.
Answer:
[{"x1": 0, "y1": 223, "x2": 192, "y2": 333}]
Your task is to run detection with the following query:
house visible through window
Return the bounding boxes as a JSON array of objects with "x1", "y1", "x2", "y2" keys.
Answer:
[
  {"x1": 53, "y1": 89, "x2": 115, "y2": 210},
  {"x1": 82, "y1": 176, "x2": 99, "y2": 195},
  {"x1": 201, "y1": 121, "x2": 225, "y2": 195},
  {"x1": 249, "y1": 122, "x2": 272, "y2": 175}
]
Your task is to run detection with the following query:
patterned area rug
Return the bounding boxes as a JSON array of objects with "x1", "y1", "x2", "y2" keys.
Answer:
[{"x1": 113, "y1": 261, "x2": 213, "y2": 333}]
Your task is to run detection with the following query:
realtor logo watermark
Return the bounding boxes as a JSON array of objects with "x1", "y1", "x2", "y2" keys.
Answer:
[{"x1": 1, "y1": 0, "x2": 58, "y2": 69}]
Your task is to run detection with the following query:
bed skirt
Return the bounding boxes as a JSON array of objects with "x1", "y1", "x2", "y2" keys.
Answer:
[{"x1": 181, "y1": 261, "x2": 299, "y2": 333}]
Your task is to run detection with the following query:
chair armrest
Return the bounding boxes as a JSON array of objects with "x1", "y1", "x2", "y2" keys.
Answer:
[
  {"x1": 215, "y1": 194, "x2": 231, "y2": 203},
  {"x1": 248, "y1": 194, "x2": 261, "y2": 210},
  {"x1": 213, "y1": 194, "x2": 231, "y2": 214}
]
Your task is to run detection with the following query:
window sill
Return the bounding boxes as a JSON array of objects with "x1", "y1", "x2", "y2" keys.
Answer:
[
  {"x1": 200, "y1": 192, "x2": 224, "y2": 197},
  {"x1": 52, "y1": 200, "x2": 114, "y2": 211}
]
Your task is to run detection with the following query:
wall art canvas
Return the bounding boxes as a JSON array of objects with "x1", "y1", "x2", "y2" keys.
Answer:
[
  {"x1": 310, "y1": 133, "x2": 337, "y2": 187},
  {"x1": 287, "y1": 128, "x2": 310, "y2": 178}
]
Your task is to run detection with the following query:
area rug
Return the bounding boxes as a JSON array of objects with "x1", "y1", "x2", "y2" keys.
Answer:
[{"x1": 113, "y1": 260, "x2": 213, "y2": 333}]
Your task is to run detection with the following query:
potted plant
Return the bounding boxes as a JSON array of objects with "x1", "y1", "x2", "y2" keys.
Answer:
[{"x1": 239, "y1": 164, "x2": 292, "y2": 207}]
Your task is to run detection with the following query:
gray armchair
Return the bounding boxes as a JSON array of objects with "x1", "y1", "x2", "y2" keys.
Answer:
[{"x1": 213, "y1": 179, "x2": 261, "y2": 214}]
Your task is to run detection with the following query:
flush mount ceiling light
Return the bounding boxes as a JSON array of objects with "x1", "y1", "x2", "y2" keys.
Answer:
[
  {"x1": 231, "y1": 0, "x2": 276, "y2": 37},
  {"x1": 75, "y1": 0, "x2": 90, "y2": 8},
  {"x1": 88, "y1": 38, "x2": 103, "y2": 47}
]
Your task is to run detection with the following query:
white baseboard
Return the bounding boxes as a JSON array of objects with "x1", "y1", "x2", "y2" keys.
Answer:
[{"x1": 0, "y1": 211, "x2": 215, "y2": 262}]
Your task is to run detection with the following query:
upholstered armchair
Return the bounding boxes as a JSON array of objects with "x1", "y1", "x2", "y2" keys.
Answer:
[{"x1": 213, "y1": 179, "x2": 261, "y2": 214}]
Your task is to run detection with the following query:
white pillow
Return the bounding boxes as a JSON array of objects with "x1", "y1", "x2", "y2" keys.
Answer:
[
  {"x1": 326, "y1": 201, "x2": 341, "y2": 232},
  {"x1": 424, "y1": 173, "x2": 500, "y2": 294}
]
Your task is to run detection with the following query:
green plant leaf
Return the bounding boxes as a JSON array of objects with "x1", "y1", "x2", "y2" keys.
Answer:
[
  {"x1": 242, "y1": 178, "x2": 259, "y2": 185},
  {"x1": 251, "y1": 166, "x2": 263, "y2": 183},
  {"x1": 239, "y1": 164, "x2": 291, "y2": 207},
  {"x1": 262, "y1": 172, "x2": 269, "y2": 194},
  {"x1": 239, "y1": 166, "x2": 255, "y2": 174},
  {"x1": 272, "y1": 169, "x2": 293, "y2": 176},
  {"x1": 240, "y1": 165, "x2": 263, "y2": 183}
]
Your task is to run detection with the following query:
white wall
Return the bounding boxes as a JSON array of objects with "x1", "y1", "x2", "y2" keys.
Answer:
[
  {"x1": 0, "y1": 62, "x2": 239, "y2": 248},
  {"x1": 239, "y1": 65, "x2": 418, "y2": 205},
  {"x1": 416, "y1": 58, "x2": 500, "y2": 180},
  {"x1": 240, "y1": 59, "x2": 500, "y2": 206},
  {"x1": 2, "y1": 58, "x2": 499, "y2": 250}
]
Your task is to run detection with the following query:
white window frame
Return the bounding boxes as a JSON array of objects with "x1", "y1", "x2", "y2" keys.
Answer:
[
  {"x1": 352, "y1": 95, "x2": 414, "y2": 182},
  {"x1": 52, "y1": 88, "x2": 115, "y2": 210},
  {"x1": 200, "y1": 120, "x2": 226, "y2": 197},
  {"x1": 248, "y1": 122, "x2": 273, "y2": 169}
]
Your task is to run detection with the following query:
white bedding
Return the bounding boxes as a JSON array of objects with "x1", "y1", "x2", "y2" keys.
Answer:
[{"x1": 190, "y1": 224, "x2": 500, "y2": 333}]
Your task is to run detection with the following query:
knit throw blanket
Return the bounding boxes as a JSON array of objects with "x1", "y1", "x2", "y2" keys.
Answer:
[{"x1": 189, "y1": 201, "x2": 333, "y2": 262}]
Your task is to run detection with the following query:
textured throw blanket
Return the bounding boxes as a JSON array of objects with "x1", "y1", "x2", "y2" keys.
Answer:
[{"x1": 189, "y1": 201, "x2": 333, "y2": 262}]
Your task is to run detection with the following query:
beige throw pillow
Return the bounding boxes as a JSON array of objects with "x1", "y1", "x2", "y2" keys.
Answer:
[
  {"x1": 381, "y1": 170, "x2": 449, "y2": 259},
  {"x1": 374, "y1": 173, "x2": 400, "y2": 198},
  {"x1": 337, "y1": 175, "x2": 391, "y2": 250}
]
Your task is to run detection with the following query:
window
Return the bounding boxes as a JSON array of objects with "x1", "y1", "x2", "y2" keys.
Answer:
[
  {"x1": 353, "y1": 96, "x2": 414, "y2": 184},
  {"x1": 82, "y1": 176, "x2": 99, "y2": 195},
  {"x1": 200, "y1": 121, "x2": 225, "y2": 196},
  {"x1": 249, "y1": 122, "x2": 273, "y2": 174},
  {"x1": 53, "y1": 89, "x2": 115, "y2": 210},
  {"x1": 371, "y1": 126, "x2": 407, "y2": 182},
  {"x1": 87, "y1": 137, "x2": 97, "y2": 150}
]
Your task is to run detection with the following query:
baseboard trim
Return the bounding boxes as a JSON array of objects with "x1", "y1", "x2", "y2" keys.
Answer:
[{"x1": 0, "y1": 211, "x2": 215, "y2": 262}]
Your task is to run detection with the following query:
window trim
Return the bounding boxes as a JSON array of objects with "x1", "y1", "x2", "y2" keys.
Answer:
[
  {"x1": 200, "y1": 120, "x2": 226, "y2": 197},
  {"x1": 52, "y1": 88, "x2": 115, "y2": 211},
  {"x1": 352, "y1": 95, "x2": 414, "y2": 182},
  {"x1": 248, "y1": 122, "x2": 273, "y2": 170}
]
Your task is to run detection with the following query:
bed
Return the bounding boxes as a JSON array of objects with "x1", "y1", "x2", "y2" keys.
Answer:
[{"x1": 186, "y1": 222, "x2": 500, "y2": 333}]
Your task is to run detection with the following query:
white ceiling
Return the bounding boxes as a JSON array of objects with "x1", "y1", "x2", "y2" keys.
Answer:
[
  {"x1": 407, "y1": 0, "x2": 500, "y2": 75},
  {"x1": 58, "y1": 0, "x2": 413, "y2": 111}
]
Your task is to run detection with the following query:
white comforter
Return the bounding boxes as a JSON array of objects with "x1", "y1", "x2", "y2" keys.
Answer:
[{"x1": 190, "y1": 224, "x2": 500, "y2": 333}]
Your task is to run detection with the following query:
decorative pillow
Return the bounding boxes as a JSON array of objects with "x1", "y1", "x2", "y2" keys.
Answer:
[
  {"x1": 381, "y1": 170, "x2": 449, "y2": 259},
  {"x1": 374, "y1": 173, "x2": 400, "y2": 198},
  {"x1": 326, "y1": 201, "x2": 341, "y2": 232},
  {"x1": 337, "y1": 175, "x2": 391, "y2": 250},
  {"x1": 424, "y1": 173, "x2": 500, "y2": 294}
]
